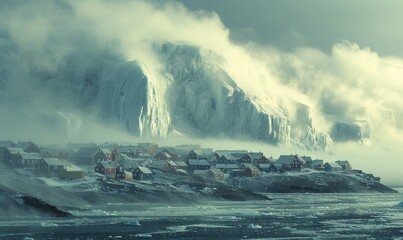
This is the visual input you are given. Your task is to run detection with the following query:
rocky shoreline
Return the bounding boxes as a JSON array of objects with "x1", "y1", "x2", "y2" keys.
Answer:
[{"x1": 231, "y1": 171, "x2": 398, "y2": 193}]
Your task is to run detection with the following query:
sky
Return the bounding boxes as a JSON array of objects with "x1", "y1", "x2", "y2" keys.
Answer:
[
  {"x1": 0, "y1": 0, "x2": 402, "y2": 185},
  {"x1": 178, "y1": 0, "x2": 403, "y2": 58}
]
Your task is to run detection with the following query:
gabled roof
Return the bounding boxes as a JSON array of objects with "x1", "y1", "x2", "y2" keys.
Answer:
[
  {"x1": 277, "y1": 155, "x2": 305, "y2": 164},
  {"x1": 258, "y1": 163, "x2": 271, "y2": 168},
  {"x1": 97, "y1": 161, "x2": 117, "y2": 168},
  {"x1": 42, "y1": 158, "x2": 64, "y2": 166},
  {"x1": 15, "y1": 142, "x2": 36, "y2": 151},
  {"x1": 247, "y1": 152, "x2": 264, "y2": 160},
  {"x1": 118, "y1": 145, "x2": 141, "y2": 153},
  {"x1": 166, "y1": 160, "x2": 177, "y2": 167},
  {"x1": 326, "y1": 162, "x2": 343, "y2": 169},
  {"x1": 335, "y1": 160, "x2": 350, "y2": 166},
  {"x1": 156, "y1": 151, "x2": 172, "y2": 158},
  {"x1": 190, "y1": 149, "x2": 206, "y2": 156},
  {"x1": 75, "y1": 147, "x2": 102, "y2": 158},
  {"x1": 136, "y1": 166, "x2": 152, "y2": 174},
  {"x1": 187, "y1": 159, "x2": 210, "y2": 166},
  {"x1": 175, "y1": 161, "x2": 188, "y2": 167},
  {"x1": 19, "y1": 152, "x2": 42, "y2": 160},
  {"x1": 220, "y1": 153, "x2": 238, "y2": 161},
  {"x1": 208, "y1": 168, "x2": 224, "y2": 175},
  {"x1": 215, "y1": 150, "x2": 247, "y2": 158},
  {"x1": 6, "y1": 147, "x2": 24, "y2": 154},
  {"x1": 0, "y1": 141, "x2": 14, "y2": 147},
  {"x1": 311, "y1": 159, "x2": 324, "y2": 165},
  {"x1": 301, "y1": 156, "x2": 313, "y2": 162},
  {"x1": 243, "y1": 164, "x2": 259, "y2": 171}
]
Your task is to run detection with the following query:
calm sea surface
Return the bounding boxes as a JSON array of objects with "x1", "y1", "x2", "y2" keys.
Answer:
[{"x1": 0, "y1": 189, "x2": 402, "y2": 239}]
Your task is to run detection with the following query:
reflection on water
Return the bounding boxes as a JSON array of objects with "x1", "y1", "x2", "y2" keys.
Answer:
[{"x1": 0, "y1": 190, "x2": 402, "y2": 239}]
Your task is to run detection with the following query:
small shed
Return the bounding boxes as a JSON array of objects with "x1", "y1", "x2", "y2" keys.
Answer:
[
  {"x1": 335, "y1": 160, "x2": 352, "y2": 171},
  {"x1": 243, "y1": 164, "x2": 261, "y2": 177},
  {"x1": 207, "y1": 169, "x2": 225, "y2": 181},
  {"x1": 324, "y1": 162, "x2": 343, "y2": 172},
  {"x1": 59, "y1": 166, "x2": 85, "y2": 179},
  {"x1": 132, "y1": 166, "x2": 153, "y2": 180},
  {"x1": 39, "y1": 158, "x2": 65, "y2": 173},
  {"x1": 154, "y1": 151, "x2": 172, "y2": 160}
]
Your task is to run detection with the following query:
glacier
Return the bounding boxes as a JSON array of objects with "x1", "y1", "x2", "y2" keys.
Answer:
[
  {"x1": 94, "y1": 43, "x2": 333, "y2": 151},
  {"x1": 0, "y1": 38, "x2": 393, "y2": 151}
]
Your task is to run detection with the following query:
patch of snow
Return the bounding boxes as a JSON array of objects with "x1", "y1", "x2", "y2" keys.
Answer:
[{"x1": 247, "y1": 223, "x2": 263, "y2": 229}]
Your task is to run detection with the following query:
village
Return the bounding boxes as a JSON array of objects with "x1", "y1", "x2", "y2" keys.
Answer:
[{"x1": 0, "y1": 140, "x2": 381, "y2": 186}]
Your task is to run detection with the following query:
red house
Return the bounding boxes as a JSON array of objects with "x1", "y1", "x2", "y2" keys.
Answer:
[{"x1": 95, "y1": 161, "x2": 117, "y2": 178}]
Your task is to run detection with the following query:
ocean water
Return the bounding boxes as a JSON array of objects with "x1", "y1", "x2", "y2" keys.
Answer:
[{"x1": 0, "y1": 190, "x2": 402, "y2": 239}]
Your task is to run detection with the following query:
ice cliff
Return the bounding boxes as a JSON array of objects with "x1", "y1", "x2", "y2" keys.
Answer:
[
  {"x1": 2, "y1": 38, "x2": 392, "y2": 151},
  {"x1": 94, "y1": 43, "x2": 333, "y2": 151}
]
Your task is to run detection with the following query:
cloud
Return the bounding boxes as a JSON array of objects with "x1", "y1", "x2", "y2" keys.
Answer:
[{"x1": 0, "y1": 0, "x2": 402, "y2": 185}]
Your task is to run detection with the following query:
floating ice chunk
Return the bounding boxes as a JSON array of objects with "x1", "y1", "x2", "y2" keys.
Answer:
[
  {"x1": 23, "y1": 238, "x2": 34, "y2": 240},
  {"x1": 247, "y1": 223, "x2": 262, "y2": 229},
  {"x1": 41, "y1": 222, "x2": 58, "y2": 227},
  {"x1": 393, "y1": 201, "x2": 403, "y2": 208},
  {"x1": 167, "y1": 225, "x2": 187, "y2": 232},
  {"x1": 134, "y1": 233, "x2": 152, "y2": 237}
]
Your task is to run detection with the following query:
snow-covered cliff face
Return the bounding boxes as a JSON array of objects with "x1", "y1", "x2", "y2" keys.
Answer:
[
  {"x1": 1, "y1": 38, "x2": 393, "y2": 151},
  {"x1": 91, "y1": 43, "x2": 333, "y2": 150}
]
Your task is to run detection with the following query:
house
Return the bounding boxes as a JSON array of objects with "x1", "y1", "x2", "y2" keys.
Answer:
[
  {"x1": 243, "y1": 164, "x2": 261, "y2": 177},
  {"x1": 301, "y1": 156, "x2": 313, "y2": 166},
  {"x1": 256, "y1": 156, "x2": 271, "y2": 164},
  {"x1": 40, "y1": 146, "x2": 69, "y2": 159},
  {"x1": 324, "y1": 162, "x2": 343, "y2": 172},
  {"x1": 230, "y1": 169, "x2": 246, "y2": 178},
  {"x1": 118, "y1": 145, "x2": 141, "y2": 158},
  {"x1": 212, "y1": 150, "x2": 247, "y2": 163},
  {"x1": 277, "y1": 154, "x2": 305, "y2": 171},
  {"x1": 241, "y1": 152, "x2": 264, "y2": 164},
  {"x1": 0, "y1": 141, "x2": 15, "y2": 160},
  {"x1": 15, "y1": 141, "x2": 41, "y2": 153},
  {"x1": 257, "y1": 163, "x2": 271, "y2": 172},
  {"x1": 73, "y1": 147, "x2": 107, "y2": 165},
  {"x1": 59, "y1": 166, "x2": 85, "y2": 179},
  {"x1": 38, "y1": 158, "x2": 65, "y2": 174},
  {"x1": 16, "y1": 152, "x2": 42, "y2": 167},
  {"x1": 214, "y1": 163, "x2": 241, "y2": 174},
  {"x1": 188, "y1": 149, "x2": 207, "y2": 160},
  {"x1": 310, "y1": 159, "x2": 324, "y2": 171},
  {"x1": 268, "y1": 163, "x2": 283, "y2": 173},
  {"x1": 164, "y1": 160, "x2": 177, "y2": 171},
  {"x1": 132, "y1": 166, "x2": 153, "y2": 180},
  {"x1": 95, "y1": 161, "x2": 118, "y2": 178},
  {"x1": 207, "y1": 169, "x2": 225, "y2": 181},
  {"x1": 3, "y1": 147, "x2": 24, "y2": 163},
  {"x1": 186, "y1": 159, "x2": 211, "y2": 173},
  {"x1": 335, "y1": 160, "x2": 352, "y2": 171},
  {"x1": 154, "y1": 151, "x2": 172, "y2": 161}
]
